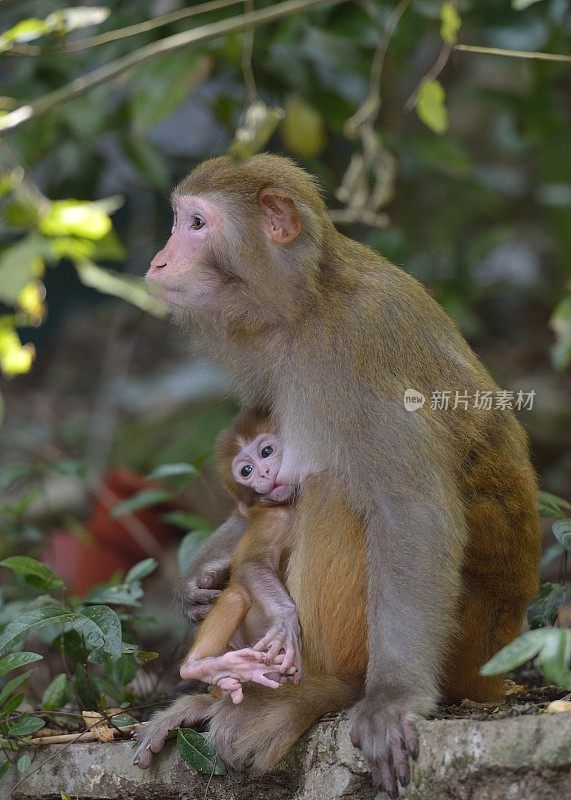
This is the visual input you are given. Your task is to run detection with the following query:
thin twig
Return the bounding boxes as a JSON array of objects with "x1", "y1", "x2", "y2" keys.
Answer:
[
  {"x1": 454, "y1": 43, "x2": 571, "y2": 63},
  {"x1": 29, "y1": 724, "x2": 135, "y2": 745},
  {"x1": 345, "y1": 0, "x2": 411, "y2": 133},
  {"x1": 404, "y1": 39, "x2": 452, "y2": 112},
  {"x1": 404, "y1": 0, "x2": 458, "y2": 113},
  {"x1": 241, "y1": 0, "x2": 258, "y2": 103},
  {"x1": 0, "y1": 0, "x2": 346, "y2": 134},
  {"x1": 61, "y1": 0, "x2": 245, "y2": 52}
]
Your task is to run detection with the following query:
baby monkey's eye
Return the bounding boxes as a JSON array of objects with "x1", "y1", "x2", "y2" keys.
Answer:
[
  {"x1": 240, "y1": 464, "x2": 253, "y2": 478},
  {"x1": 261, "y1": 445, "x2": 273, "y2": 458},
  {"x1": 191, "y1": 215, "x2": 205, "y2": 230}
]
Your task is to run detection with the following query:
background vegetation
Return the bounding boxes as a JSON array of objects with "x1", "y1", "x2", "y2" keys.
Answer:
[{"x1": 0, "y1": 0, "x2": 569, "y2": 786}]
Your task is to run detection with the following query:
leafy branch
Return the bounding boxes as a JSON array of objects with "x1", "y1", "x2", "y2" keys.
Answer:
[{"x1": 0, "y1": 0, "x2": 347, "y2": 134}]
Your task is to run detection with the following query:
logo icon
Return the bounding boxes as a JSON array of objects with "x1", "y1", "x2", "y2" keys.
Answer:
[{"x1": 404, "y1": 389, "x2": 425, "y2": 412}]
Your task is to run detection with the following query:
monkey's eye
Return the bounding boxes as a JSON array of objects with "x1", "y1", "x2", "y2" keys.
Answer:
[
  {"x1": 190, "y1": 215, "x2": 205, "y2": 230},
  {"x1": 240, "y1": 464, "x2": 253, "y2": 478},
  {"x1": 261, "y1": 445, "x2": 273, "y2": 458}
]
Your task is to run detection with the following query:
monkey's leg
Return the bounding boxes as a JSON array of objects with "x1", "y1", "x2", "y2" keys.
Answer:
[
  {"x1": 442, "y1": 580, "x2": 530, "y2": 703},
  {"x1": 133, "y1": 693, "x2": 215, "y2": 769},
  {"x1": 181, "y1": 584, "x2": 251, "y2": 665},
  {"x1": 207, "y1": 676, "x2": 360, "y2": 773}
]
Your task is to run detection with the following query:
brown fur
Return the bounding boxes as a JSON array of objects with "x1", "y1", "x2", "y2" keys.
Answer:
[{"x1": 140, "y1": 154, "x2": 541, "y2": 790}]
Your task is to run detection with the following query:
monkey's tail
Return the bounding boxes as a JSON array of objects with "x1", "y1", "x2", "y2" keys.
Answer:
[{"x1": 206, "y1": 675, "x2": 361, "y2": 774}]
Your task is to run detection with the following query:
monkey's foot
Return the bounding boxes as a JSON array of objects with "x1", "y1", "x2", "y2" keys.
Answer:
[
  {"x1": 133, "y1": 694, "x2": 213, "y2": 769},
  {"x1": 180, "y1": 649, "x2": 284, "y2": 700},
  {"x1": 349, "y1": 696, "x2": 424, "y2": 799},
  {"x1": 253, "y1": 619, "x2": 303, "y2": 683}
]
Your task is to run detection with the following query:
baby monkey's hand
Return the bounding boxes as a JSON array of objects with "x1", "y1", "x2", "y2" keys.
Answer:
[{"x1": 180, "y1": 648, "x2": 287, "y2": 704}]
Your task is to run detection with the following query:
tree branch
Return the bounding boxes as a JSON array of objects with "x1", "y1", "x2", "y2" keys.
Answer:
[
  {"x1": 454, "y1": 44, "x2": 571, "y2": 63},
  {"x1": 60, "y1": 0, "x2": 245, "y2": 52},
  {"x1": 0, "y1": 0, "x2": 347, "y2": 134}
]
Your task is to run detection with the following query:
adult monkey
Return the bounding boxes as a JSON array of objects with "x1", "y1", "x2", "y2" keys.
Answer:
[{"x1": 141, "y1": 154, "x2": 540, "y2": 797}]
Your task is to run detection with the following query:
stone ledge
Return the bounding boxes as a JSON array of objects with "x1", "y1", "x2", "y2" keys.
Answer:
[{"x1": 5, "y1": 713, "x2": 571, "y2": 800}]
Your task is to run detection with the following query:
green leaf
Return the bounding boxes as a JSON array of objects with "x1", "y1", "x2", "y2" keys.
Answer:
[
  {"x1": 2, "y1": 693, "x2": 24, "y2": 716},
  {"x1": 122, "y1": 136, "x2": 171, "y2": 191},
  {"x1": 512, "y1": 0, "x2": 544, "y2": 9},
  {"x1": 74, "y1": 260, "x2": 167, "y2": 316},
  {"x1": 552, "y1": 520, "x2": 571, "y2": 551},
  {"x1": 550, "y1": 296, "x2": 571, "y2": 372},
  {"x1": 130, "y1": 51, "x2": 207, "y2": 134},
  {"x1": 480, "y1": 629, "x2": 547, "y2": 675},
  {"x1": 137, "y1": 650, "x2": 159, "y2": 663},
  {"x1": 0, "y1": 670, "x2": 34, "y2": 708},
  {"x1": 75, "y1": 664, "x2": 100, "y2": 710},
  {"x1": 0, "y1": 652, "x2": 42, "y2": 678},
  {"x1": 107, "y1": 712, "x2": 136, "y2": 727},
  {"x1": 46, "y1": 7, "x2": 111, "y2": 33},
  {"x1": 55, "y1": 629, "x2": 86, "y2": 663},
  {"x1": 528, "y1": 583, "x2": 567, "y2": 629},
  {"x1": 537, "y1": 628, "x2": 571, "y2": 689},
  {"x1": 0, "y1": 321, "x2": 35, "y2": 377},
  {"x1": 0, "y1": 607, "x2": 76, "y2": 656},
  {"x1": 0, "y1": 235, "x2": 48, "y2": 304},
  {"x1": 440, "y1": 2, "x2": 461, "y2": 45},
  {"x1": 40, "y1": 199, "x2": 120, "y2": 240},
  {"x1": 72, "y1": 605, "x2": 122, "y2": 662},
  {"x1": 178, "y1": 531, "x2": 211, "y2": 575},
  {"x1": 0, "y1": 761, "x2": 10, "y2": 780},
  {"x1": 415, "y1": 79, "x2": 448, "y2": 134},
  {"x1": 84, "y1": 585, "x2": 141, "y2": 607},
  {"x1": 177, "y1": 728, "x2": 227, "y2": 775},
  {"x1": 16, "y1": 753, "x2": 32, "y2": 774},
  {"x1": 0, "y1": 556, "x2": 65, "y2": 590},
  {"x1": 125, "y1": 558, "x2": 158, "y2": 584},
  {"x1": 8, "y1": 714, "x2": 45, "y2": 737},
  {"x1": 162, "y1": 512, "x2": 214, "y2": 532},
  {"x1": 147, "y1": 463, "x2": 199, "y2": 481},
  {"x1": 0, "y1": 19, "x2": 49, "y2": 51},
  {"x1": 539, "y1": 490, "x2": 571, "y2": 518},
  {"x1": 541, "y1": 543, "x2": 564, "y2": 570},
  {"x1": 107, "y1": 653, "x2": 137, "y2": 687},
  {"x1": 42, "y1": 673, "x2": 69, "y2": 711},
  {"x1": 111, "y1": 489, "x2": 173, "y2": 518}
]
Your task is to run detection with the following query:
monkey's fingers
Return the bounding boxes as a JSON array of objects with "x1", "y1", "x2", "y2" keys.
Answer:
[
  {"x1": 133, "y1": 724, "x2": 168, "y2": 769},
  {"x1": 217, "y1": 676, "x2": 244, "y2": 704},
  {"x1": 265, "y1": 638, "x2": 285, "y2": 663},
  {"x1": 249, "y1": 668, "x2": 282, "y2": 691}
]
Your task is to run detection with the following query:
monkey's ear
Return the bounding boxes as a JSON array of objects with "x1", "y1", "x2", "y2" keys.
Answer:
[{"x1": 259, "y1": 188, "x2": 302, "y2": 244}]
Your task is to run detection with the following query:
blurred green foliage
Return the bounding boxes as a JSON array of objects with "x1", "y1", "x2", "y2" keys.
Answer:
[{"x1": 0, "y1": 0, "x2": 569, "y2": 412}]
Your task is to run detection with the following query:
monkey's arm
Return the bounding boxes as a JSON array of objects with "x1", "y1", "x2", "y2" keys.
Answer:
[
  {"x1": 234, "y1": 507, "x2": 302, "y2": 677},
  {"x1": 349, "y1": 449, "x2": 465, "y2": 799},
  {"x1": 237, "y1": 561, "x2": 302, "y2": 680},
  {"x1": 180, "y1": 511, "x2": 247, "y2": 622}
]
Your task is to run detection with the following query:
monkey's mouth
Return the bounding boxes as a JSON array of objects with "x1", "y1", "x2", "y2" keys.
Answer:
[{"x1": 267, "y1": 484, "x2": 293, "y2": 503}]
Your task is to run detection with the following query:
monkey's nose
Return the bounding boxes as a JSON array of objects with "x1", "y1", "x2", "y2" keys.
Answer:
[{"x1": 150, "y1": 251, "x2": 167, "y2": 270}]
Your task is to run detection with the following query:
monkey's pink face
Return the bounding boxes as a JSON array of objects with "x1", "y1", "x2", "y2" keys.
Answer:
[
  {"x1": 146, "y1": 196, "x2": 224, "y2": 309},
  {"x1": 232, "y1": 434, "x2": 293, "y2": 504}
]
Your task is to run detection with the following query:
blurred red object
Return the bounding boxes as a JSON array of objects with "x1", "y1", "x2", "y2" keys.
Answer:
[{"x1": 42, "y1": 468, "x2": 181, "y2": 595}]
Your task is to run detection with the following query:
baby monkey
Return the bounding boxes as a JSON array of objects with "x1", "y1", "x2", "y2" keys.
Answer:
[{"x1": 179, "y1": 409, "x2": 301, "y2": 704}]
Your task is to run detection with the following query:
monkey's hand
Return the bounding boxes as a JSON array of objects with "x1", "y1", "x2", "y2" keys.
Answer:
[
  {"x1": 253, "y1": 615, "x2": 303, "y2": 684},
  {"x1": 349, "y1": 695, "x2": 422, "y2": 799},
  {"x1": 180, "y1": 649, "x2": 284, "y2": 704},
  {"x1": 181, "y1": 558, "x2": 230, "y2": 623}
]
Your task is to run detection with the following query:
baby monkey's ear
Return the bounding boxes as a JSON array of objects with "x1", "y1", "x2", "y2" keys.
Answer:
[{"x1": 259, "y1": 188, "x2": 302, "y2": 244}]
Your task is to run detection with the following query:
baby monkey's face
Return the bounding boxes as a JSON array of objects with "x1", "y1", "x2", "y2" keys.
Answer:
[{"x1": 232, "y1": 433, "x2": 293, "y2": 504}]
